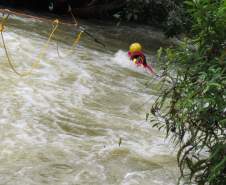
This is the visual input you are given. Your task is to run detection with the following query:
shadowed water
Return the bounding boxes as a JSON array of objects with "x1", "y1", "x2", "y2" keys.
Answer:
[{"x1": 0, "y1": 15, "x2": 178, "y2": 185}]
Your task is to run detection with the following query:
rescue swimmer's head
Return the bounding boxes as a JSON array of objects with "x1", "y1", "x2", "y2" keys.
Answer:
[{"x1": 129, "y1": 43, "x2": 142, "y2": 53}]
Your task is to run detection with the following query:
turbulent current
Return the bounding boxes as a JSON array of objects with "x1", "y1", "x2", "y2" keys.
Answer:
[{"x1": 0, "y1": 15, "x2": 178, "y2": 185}]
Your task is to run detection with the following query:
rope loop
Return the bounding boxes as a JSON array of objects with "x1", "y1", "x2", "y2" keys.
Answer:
[{"x1": 0, "y1": 15, "x2": 59, "y2": 77}]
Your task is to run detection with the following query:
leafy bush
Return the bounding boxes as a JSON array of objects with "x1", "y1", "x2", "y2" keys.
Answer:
[
  {"x1": 151, "y1": 0, "x2": 226, "y2": 184},
  {"x1": 117, "y1": 0, "x2": 189, "y2": 36}
]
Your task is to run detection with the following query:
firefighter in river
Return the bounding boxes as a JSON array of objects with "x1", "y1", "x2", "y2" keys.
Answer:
[{"x1": 128, "y1": 43, "x2": 156, "y2": 75}]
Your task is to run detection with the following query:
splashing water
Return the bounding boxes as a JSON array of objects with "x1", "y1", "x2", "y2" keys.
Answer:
[
  {"x1": 0, "y1": 16, "x2": 179, "y2": 185},
  {"x1": 113, "y1": 50, "x2": 151, "y2": 76}
]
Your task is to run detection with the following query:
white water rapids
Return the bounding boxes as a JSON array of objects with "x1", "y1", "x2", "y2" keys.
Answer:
[{"x1": 0, "y1": 15, "x2": 179, "y2": 185}]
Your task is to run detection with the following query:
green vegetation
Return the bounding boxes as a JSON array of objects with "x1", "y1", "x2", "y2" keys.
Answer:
[
  {"x1": 150, "y1": 0, "x2": 226, "y2": 184},
  {"x1": 116, "y1": 0, "x2": 190, "y2": 36}
]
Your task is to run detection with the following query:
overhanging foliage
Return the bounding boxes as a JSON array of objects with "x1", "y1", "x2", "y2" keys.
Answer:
[{"x1": 151, "y1": 0, "x2": 226, "y2": 184}]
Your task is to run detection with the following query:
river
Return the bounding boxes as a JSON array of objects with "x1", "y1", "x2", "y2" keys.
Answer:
[{"x1": 0, "y1": 15, "x2": 179, "y2": 185}]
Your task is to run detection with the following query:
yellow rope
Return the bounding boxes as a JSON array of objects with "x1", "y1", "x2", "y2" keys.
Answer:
[
  {"x1": 0, "y1": 15, "x2": 59, "y2": 77},
  {"x1": 57, "y1": 30, "x2": 83, "y2": 58},
  {"x1": 56, "y1": 7, "x2": 83, "y2": 58}
]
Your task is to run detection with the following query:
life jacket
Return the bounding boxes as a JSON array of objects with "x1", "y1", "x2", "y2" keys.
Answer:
[
  {"x1": 128, "y1": 51, "x2": 155, "y2": 75},
  {"x1": 128, "y1": 51, "x2": 147, "y2": 67}
]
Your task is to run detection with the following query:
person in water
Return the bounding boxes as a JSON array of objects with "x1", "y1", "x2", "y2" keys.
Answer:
[{"x1": 128, "y1": 43, "x2": 155, "y2": 74}]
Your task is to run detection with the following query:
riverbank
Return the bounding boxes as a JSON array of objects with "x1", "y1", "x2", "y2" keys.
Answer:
[{"x1": 0, "y1": 5, "x2": 75, "y2": 25}]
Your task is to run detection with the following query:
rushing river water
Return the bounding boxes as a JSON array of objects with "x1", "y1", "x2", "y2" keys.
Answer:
[{"x1": 0, "y1": 15, "x2": 179, "y2": 185}]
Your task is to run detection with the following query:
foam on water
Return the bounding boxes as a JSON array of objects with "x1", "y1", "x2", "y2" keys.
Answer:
[
  {"x1": 113, "y1": 50, "x2": 151, "y2": 76},
  {"x1": 0, "y1": 16, "x2": 179, "y2": 185}
]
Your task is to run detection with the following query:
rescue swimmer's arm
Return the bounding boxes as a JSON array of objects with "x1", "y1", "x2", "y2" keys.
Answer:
[
  {"x1": 132, "y1": 56, "x2": 142, "y2": 64},
  {"x1": 133, "y1": 58, "x2": 137, "y2": 64}
]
